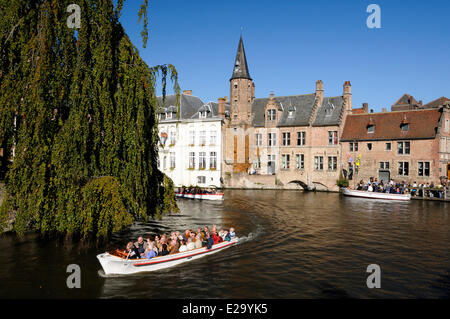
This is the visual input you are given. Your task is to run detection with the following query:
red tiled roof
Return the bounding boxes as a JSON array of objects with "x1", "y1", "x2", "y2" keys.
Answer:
[
  {"x1": 341, "y1": 109, "x2": 441, "y2": 141},
  {"x1": 422, "y1": 96, "x2": 450, "y2": 109}
]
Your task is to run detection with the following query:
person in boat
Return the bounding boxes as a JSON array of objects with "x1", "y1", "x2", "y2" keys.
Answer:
[
  {"x1": 202, "y1": 226, "x2": 209, "y2": 238},
  {"x1": 205, "y1": 232, "x2": 214, "y2": 249},
  {"x1": 159, "y1": 236, "x2": 169, "y2": 256},
  {"x1": 183, "y1": 229, "x2": 191, "y2": 241},
  {"x1": 143, "y1": 241, "x2": 157, "y2": 259},
  {"x1": 194, "y1": 233, "x2": 203, "y2": 249},
  {"x1": 125, "y1": 242, "x2": 140, "y2": 259},
  {"x1": 186, "y1": 237, "x2": 196, "y2": 250},
  {"x1": 134, "y1": 236, "x2": 148, "y2": 258},
  {"x1": 212, "y1": 231, "x2": 223, "y2": 244},
  {"x1": 229, "y1": 227, "x2": 236, "y2": 239},
  {"x1": 179, "y1": 239, "x2": 188, "y2": 253},
  {"x1": 168, "y1": 238, "x2": 179, "y2": 255}
]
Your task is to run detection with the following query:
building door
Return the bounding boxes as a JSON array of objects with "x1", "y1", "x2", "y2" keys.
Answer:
[
  {"x1": 267, "y1": 155, "x2": 276, "y2": 175},
  {"x1": 379, "y1": 170, "x2": 390, "y2": 183},
  {"x1": 447, "y1": 164, "x2": 450, "y2": 180}
]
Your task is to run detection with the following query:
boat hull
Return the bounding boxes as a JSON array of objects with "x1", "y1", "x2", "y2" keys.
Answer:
[
  {"x1": 175, "y1": 193, "x2": 224, "y2": 201},
  {"x1": 97, "y1": 238, "x2": 238, "y2": 275},
  {"x1": 342, "y1": 188, "x2": 411, "y2": 201}
]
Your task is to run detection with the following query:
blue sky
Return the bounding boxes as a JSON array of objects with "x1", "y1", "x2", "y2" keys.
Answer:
[{"x1": 118, "y1": 0, "x2": 450, "y2": 112}]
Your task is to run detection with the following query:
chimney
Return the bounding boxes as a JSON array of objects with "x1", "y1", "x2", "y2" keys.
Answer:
[
  {"x1": 362, "y1": 103, "x2": 368, "y2": 113},
  {"x1": 183, "y1": 90, "x2": 192, "y2": 96},
  {"x1": 218, "y1": 97, "x2": 226, "y2": 119},
  {"x1": 315, "y1": 80, "x2": 324, "y2": 100},
  {"x1": 343, "y1": 81, "x2": 352, "y2": 111}
]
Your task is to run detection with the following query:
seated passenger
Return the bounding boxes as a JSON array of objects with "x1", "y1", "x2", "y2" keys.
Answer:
[
  {"x1": 186, "y1": 238, "x2": 196, "y2": 250},
  {"x1": 205, "y1": 232, "x2": 214, "y2": 249},
  {"x1": 125, "y1": 242, "x2": 140, "y2": 259},
  {"x1": 229, "y1": 227, "x2": 236, "y2": 239},
  {"x1": 222, "y1": 230, "x2": 231, "y2": 241},
  {"x1": 194, "y1": 234, "x2": 203, "y2": 249},
  {"x1": 212, "y1": 231, "x2": 223, "y2": 244},
  {"x1": 179, "y1": 240, "x2": 188, "y2": 253},
  {"x1": 159, "y1": 237, "x2": 169, "y2": 256},
  {"x1": 169, "y1": 239, "x2": 179, "y2": 255},
  {"x1": 134, "y1": 236, "x2": 147, "y2": 258},
  {"x1": 183, "y1": 229, "x2": 191, "y2": 241},
  {"x1": 143, "y1": 242, "x2": 157, "y2": 259}
]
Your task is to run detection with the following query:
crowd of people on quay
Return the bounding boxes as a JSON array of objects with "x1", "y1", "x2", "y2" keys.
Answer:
[
  {"x1": 123, "y1": 225, "x2": 236, "y2": 260},
  {"x1": 177, "y1": 186, "x2": 218, "y2": 194},
  {"x1": 355, "y1": 178, "x2": 449, "y2": 199}
]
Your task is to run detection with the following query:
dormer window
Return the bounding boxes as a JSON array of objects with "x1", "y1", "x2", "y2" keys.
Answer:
[
  {"x1": 367, "y1": 117, "x2": 375, "y2": 133},
  {"x1": 324, "y1": 101, "x2": 335, "y2": 117},
  {"x1": 401, "y1": 115, "x2": 409, "y2": 131},
  {"x1": 199, "y1": 111, "x2": 207, "y2": 119},
  {"x1": 166, "y1": 112, "x2": 172, "y2": 120},
  {"x1": 288, "y1": 110, "x2": 294, "y2": 118},
  {"x1": 267, "y1": 109, "x2": 276, "y2": 121}
]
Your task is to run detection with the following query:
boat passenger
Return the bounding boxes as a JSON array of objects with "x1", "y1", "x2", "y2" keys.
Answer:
[
  {"x1": 125, "y1": 242, "x2": 140, "y2": 259},
  {"x1": 218, "y1": 228, "x2": 225, "y2": 240},
  {"x1": 229, "y1": 227, "x2": 236, "y2": 239},
  {"x1": 203, "y1": 226, "x2": 209, "y2": 238},
  {"x1": 186, "y1": 238, "x2": 195, "y2": 250},
  {"x1": 134, "y1": 236, "x2": 148, "y2": 258},
  {"x1": 194, "y1": 233, "x2": 203, "y2": 249},
  {"x1": 143, "y1": 242, "x2": 157, "y2": 259},
  {"x1": 169, "y1": 239, "x2": 179, "y2": 255},
  {"x1": 212, "y1": 231, "x2": 223, "y2": 244},
  {"x1": 183, "y1": 229, "x2": 191, "y2": 241},
  {"x1": 205, "y1": 232, "x2": 214, "y2": 249},
  {"x1": 222, "y1": 230, "x2": 231, "y2": 241},
  {"x1": 159, "y1": 237, "x2": 169, "y2": 256},
  {"x1": 179, "y1": 240, "x2": 188, "y2": 253}
]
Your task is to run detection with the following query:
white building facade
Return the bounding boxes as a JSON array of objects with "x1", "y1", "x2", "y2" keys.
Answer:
[{"x1": 157, "y1": 93, "x2": 224, "y2": 188}]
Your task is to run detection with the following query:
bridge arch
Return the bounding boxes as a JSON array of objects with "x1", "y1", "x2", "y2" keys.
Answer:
[{"x1": 287, "y1": 180, "x2": 309, "y2": 189}]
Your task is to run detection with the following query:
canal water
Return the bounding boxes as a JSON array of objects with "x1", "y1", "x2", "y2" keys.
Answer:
[{"x1": 0, "y1": 190, "x2": 448, "y2": 299}]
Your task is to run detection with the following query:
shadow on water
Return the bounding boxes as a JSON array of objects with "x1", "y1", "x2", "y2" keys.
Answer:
[{"x1": 0, "y1": 189, "x2": 448, "y2": 298}]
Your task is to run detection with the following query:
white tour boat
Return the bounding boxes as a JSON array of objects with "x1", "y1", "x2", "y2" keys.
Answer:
[
  {"x1": 175, "y1": 192, "x2": 224, "y2": 201},
  {"x1": 97, "y1": 237, "x2": 238, "y2": 275},
  {"x1": 341, "y1": 187, "x2": 411, "y2": 201}
]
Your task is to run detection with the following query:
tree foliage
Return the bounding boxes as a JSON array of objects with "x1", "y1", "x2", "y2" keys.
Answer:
[{"x1": 0, "y1": 0, "x2": 179, "y2": 238}]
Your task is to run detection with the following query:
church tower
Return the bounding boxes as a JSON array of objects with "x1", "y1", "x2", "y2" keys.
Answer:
[{"x1": 230, "y1": 36, "x2": 255, "y2": 124}]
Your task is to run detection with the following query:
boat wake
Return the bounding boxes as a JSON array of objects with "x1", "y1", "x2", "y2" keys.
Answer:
[{"x1": 236, "y1": 225, "x2": 263, "y2": 245}]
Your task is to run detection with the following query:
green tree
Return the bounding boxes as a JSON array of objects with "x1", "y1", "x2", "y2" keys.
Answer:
[{"x1": 0, "y1": 0, "x2": 179, "y2": 238}]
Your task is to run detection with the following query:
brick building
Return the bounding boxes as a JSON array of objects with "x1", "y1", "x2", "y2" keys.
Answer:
[
  {"x1": 340, "y1": 102, "x2": 450, "y2": 186},
  {"x1": 221, "y1": 36, "x2": 352, "y2": 191}
]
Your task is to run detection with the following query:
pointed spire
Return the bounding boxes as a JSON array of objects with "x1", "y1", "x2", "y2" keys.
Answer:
[{"x1": 231, "y1": 35, "x2": 252, "y2": 81}]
